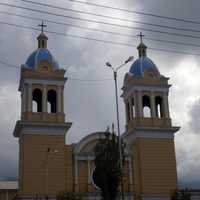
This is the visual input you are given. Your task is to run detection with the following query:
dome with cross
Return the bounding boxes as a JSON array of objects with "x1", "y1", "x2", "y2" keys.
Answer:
[
  {"x1": 129, "y1": 33, "x2": 160, "y2": 77},
  {"x1": 24, "y1": 23, "x2": 59, "y2": 71}
]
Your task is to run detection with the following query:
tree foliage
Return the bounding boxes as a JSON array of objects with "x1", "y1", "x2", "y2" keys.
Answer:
[
  {"x1": 171, "y1": 188, "x2": 191, "y2": 200},
  {"x1": 94, "y1": 131, "x2": 125, "y2": 200}
]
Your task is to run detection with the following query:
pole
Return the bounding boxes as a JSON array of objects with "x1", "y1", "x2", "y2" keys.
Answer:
[
  {"x1": 113, "y1": 71, "x2": 125, "y2": 200},
  {"x1": 106, "y1": 56, "x2": 133, "y2": 200}
]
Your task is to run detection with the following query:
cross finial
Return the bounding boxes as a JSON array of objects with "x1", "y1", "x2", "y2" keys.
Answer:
[
  {"x1": 138, "y1": 32, "x2": 145, "y2": 43},
  {"x1": 38, "y1": 21, "x2": 47, "y2": 33}
]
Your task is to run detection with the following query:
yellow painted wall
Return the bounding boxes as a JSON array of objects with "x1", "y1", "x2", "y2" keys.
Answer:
[
  {"x1": 19, "y1": 134, "x2": 67, "y2": 196},
  {"x1": 133, "y1": 138, "x2": 177, "y2": 196},
  {"x1": 65, "y1": 145, "x2": 74, "y2": 192}
]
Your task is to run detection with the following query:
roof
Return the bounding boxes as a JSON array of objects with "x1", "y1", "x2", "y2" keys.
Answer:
[
  {"x1": 129, "y1": 56, "x2": 160, "y2": 77},
  {"x1": 0, "y1": 181, "x2": 18, "y2": 190},
  {"x1": 25, "y1": 48, "x2": 59, "y2": 70}
]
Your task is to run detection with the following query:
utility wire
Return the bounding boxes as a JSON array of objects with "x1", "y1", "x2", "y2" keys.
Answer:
[
  {"x1": 0, "y1": 20, "x2": 200, "y2": 56},
  {"x1": 1, "y1": 10, "x2": 200, "y2": 49},
  {"x1": 0, "y1": 60, "x2": 19, "y2": 69},
  {"x1": 68, "y1": 0, "x2": 200, "y2": 25},
  {"x1": 0, "y1": 58, "x2": 113, "y2": 81},
  {"x1": 1, "y1": 2, "x2": 200, "y2": 40},
  {"x1": 20, "y1": 0, "x2": 200, "y2": 34}
]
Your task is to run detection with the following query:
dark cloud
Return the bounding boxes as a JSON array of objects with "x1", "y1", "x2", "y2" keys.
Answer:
[{"x1": 0, "y1": 0, "x2": 199, "y2": 188}]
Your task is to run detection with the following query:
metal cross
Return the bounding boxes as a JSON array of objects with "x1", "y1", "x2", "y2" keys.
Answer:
[
  {"x1": 38, "y1": 21, "x2": 47, "y2": 33},
  {"x1": 138, "y1": 32, "x2": 145, "y2": 43}
]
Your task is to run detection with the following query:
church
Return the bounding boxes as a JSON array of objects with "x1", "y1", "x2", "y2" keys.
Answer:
[{"x1": 1, "y1": 28, "x2": 188, "y2": 200}]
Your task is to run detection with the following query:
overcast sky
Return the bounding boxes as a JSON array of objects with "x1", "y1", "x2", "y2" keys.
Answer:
[{"x1": 0, "y1": 0, "x2": 200, "y2": 188}]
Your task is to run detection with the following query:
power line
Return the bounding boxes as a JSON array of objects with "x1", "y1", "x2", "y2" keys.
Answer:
[
  {"x1": 1, "y1": 2, "x2": 200, "y2": 40},
  {"x1": 0, "y1": 58, "x2": 113, "y2": 81},
  {"x1": 0, "y1": 20, "x2": 200, "y2": 56},
  {"x1": 20, "y1": 0, "x2": 200, "y2": 34},
  {"x1": 1, "y1": 10, "x2": 200, "y2": 49},
  {"x1": 0, "y1": 60, "x2": 19, "y2": 69},
  {"x1": 68, "y1": 0, "x2": 200, "y2": 25}
]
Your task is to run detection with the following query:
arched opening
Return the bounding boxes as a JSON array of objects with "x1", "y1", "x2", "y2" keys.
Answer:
[
  {"x1": 155, "y1": 96, "x2": 163, "y2": 118},
  {"x1": 132, "y1": 98, "x2": 136, "y2": 118},
  {"x1": 142, "y1": 95, "x2": 151, "y2": 118},
  {"x1": 32, "y1": 89, "x2": 42, "y2": 112},
  {"x1": 47, "y1": 90, "x2": 57, "y2": 113}
]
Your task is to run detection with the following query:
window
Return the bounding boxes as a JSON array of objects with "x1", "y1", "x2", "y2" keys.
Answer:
[
  {"x1": 142, "y1": 95, "x2": 151, "y2": 118},
  {"x1": 47, "y1": 90, "x2": 57, "y2": 113},
  {"x1": 132, "y1": 98, "x2": 136, "y2": 118},
  {"x1": 32, "y1": 89, "x2": 42, "y2": 112},
  {"x1": 155, "y1": 96, "x2": 163, "y2": 118}
]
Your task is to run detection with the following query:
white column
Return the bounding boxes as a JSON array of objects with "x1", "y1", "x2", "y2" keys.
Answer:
[
  {"x1": 43, "y1": 85, "x2": 47, "y2": 113},
  {"x1": 21, "y1": 84, "x2": 27, "y2": 114},
  {"x1": 28, "y1": 83, "x2": 32, "y2": 112},
  {"x1": 125, "y1": 100, "x2": 129, "y2": 123},
  {"x1": 133, "y1": 91, "x2": 138, "y2": 117},
  {"x1": 57, "y1": 85, "x2": 62, "y2": 113},
  {"x1": 129, "y1": 98, "x2": 133, "y2": 120},
  {"x1": 163, "y1": 92, "x2": 170, "y2": 118},
  {"x1": 87, "y1": 159, "x2": 91, "y2": 184},
  {"x1": 138, "y1": 91, "x2": 143, "y2": 117},
  {"x1": 150, "y1": 92, "x2": 156, "y2": 118}
]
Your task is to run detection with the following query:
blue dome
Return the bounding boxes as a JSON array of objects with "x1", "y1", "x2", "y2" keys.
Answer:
[
  {"x1": 25, "y1": 48, "x2": 59, "y2": 70},
  {"x1": 129, "y1": 56, "x2": 159, "y2": 77}
]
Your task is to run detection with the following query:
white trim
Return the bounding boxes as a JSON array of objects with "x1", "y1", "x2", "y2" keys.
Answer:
[
  {"x1": 24, "y1": 78, "x2": 66, "y2": 86},
  {"x1": 87, "y1": 160, "x2": 91, "y2": 184},
  {"x1": 57, "y1": 85, "x2": 62, "y2": 113},
  {"x1": 74, "y1": 132, "x2": 105, "y2": 154},
  {"x1": 123, "y1": 126, "x2": 179, "y2": 144},
  {"x1": 28, "y1": 83, "x2": 32, "y2": 112},
  {"x1": 13, "y1": 121, "x2": 72, "y2": 138},
  {"x1": 42, "y1": 84, "x2": 47, "y2": 113},
  {"x1": 90, "y1": 167, "x2": 101, "y2": 190}
]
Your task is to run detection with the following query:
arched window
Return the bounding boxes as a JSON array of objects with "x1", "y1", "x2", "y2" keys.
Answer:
[
  {"x1": 155, "y1": 96, "x2": 163, "y2": 118},
  {"x1": 47, "y1": 90, "x2": 57, "y2": 113},
  {"x1": 32, "y1": 89, "x2": 42, "y2": 112},
  {"x1": 142, "y1": 95, "x2": 151, "y2": 118},
  {"x1": 132, "y1": 98, "x2": 135, "y2": 118}
]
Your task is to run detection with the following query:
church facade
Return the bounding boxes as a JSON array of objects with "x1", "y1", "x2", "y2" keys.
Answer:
[{"x1": 12, "y1": 30, "x2": 180, "y2": 200}]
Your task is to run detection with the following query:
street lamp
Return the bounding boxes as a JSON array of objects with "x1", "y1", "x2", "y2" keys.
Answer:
[{"x1": 106, "y1": 56, "x2": 134, "y2": 200}]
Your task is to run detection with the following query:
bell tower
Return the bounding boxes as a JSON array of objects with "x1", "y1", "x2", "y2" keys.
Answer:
[
  {"x1": 122, "y1": 36, "x2": 179, "y2": 200},
  {"x1": 13, "y1": 28, "x2": 72, "y2": 199}
]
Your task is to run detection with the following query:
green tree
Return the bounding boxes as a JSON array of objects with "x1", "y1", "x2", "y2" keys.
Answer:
[
  {"x1": 94, "y1": 130, "x2": 125, "y2": 200},
  {"x1": 171, "y1": 188, "x2": 191, "y2": 200}
]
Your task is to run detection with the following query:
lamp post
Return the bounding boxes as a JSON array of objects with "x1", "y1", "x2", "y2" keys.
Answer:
[{"x1": 106, "y1": 56, "x2": 134, "y2": 200}]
